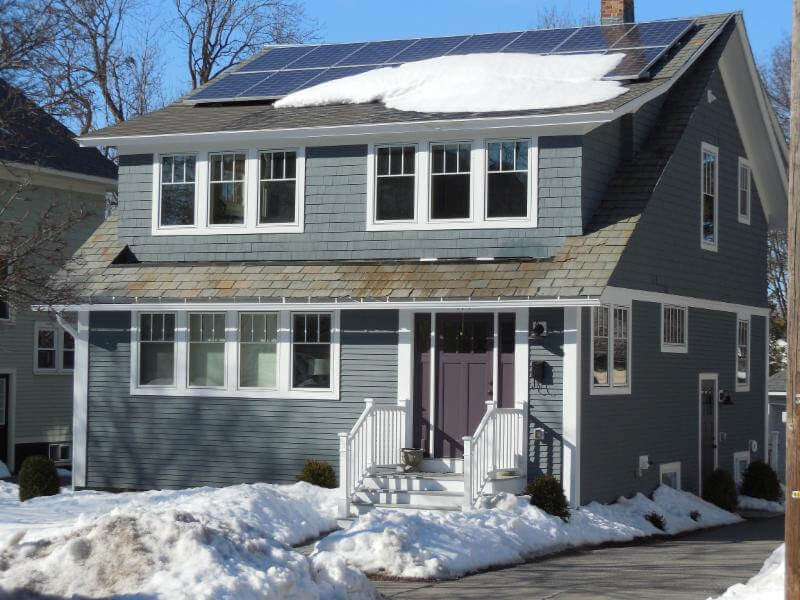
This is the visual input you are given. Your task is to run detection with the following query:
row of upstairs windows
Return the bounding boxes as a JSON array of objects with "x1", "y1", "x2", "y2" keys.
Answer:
[{"x1": 700, "y1": 142, "x2": 752, "y2": 253}]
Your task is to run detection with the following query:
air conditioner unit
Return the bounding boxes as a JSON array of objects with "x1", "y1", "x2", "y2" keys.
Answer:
[{"x1": 48, "y1": 443, "x2": 71, "y2": 464}]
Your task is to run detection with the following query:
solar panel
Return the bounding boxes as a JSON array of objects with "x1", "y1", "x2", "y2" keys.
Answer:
[
  {"x1": 449, "y1": 32, "x2": 523, "y2": 55},
  {"x1": 502, "y1": 28, "x2": 577, "y2": 54},
  {"x1": 390, "y1": 35, "x2": 470, "y2": 63},
  {"x1": 240, "y1": 68, "x2": 327, "y2": 98},
  {"x1": 605, "y1": 47, "x2": 666, "y2": 79},
  {"x1": 553, "y1": 24, "x2": 634, "y2": 53},
  {"x1": 192, "y1": 71, "x2": 273, "y2": 100},
  {"x1": 288, "y1": 42, "x2": 368, "y2": 69},
  {"x1": 187, "y1": 18, "x2": 697, "y2": 103},
  {"x1": 338, "y1": 39, "x2": 419, "y2": 66},
  {"x1": 613, "y1": 19, "x2": 694, "y2": 49},
  {"x1": 239, "y1": 45, "x2": 319, "y2": 72}
]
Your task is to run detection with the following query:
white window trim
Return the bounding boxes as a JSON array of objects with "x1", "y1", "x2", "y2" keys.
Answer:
[
  {"x1": 738, "y1": 156, "x2": 751, "y2": 225},
  {"x1": 590, "y1": 303, "x2": 632, "y2": 396},
  {"x1": 733, "y1": 449, "x2": 751, "y2": 486},
  {"x1": 659, "y1": 461, "x2": 682, "y2": 490},
  {"x1": 660, "y1": 304, "x2": 688, "y2": 353},
  {"x1": 130, "y1": 310, "x2": 339, "y2": 400},
  {"x1": 736, "y1": 314, "x2": 751, "y2": 392},
  {"x1": 700, "y1": 142, "x2": 719, "y2": 252},
  {"x1": 33, "y1": 322, "x2": 74, "y2": 375},
  {"x1": 365, "y1": 137, "x2": 538, "y2": 231},
  {"x1": 151, "y1": 148, "x2": 305, "y2": 236}
]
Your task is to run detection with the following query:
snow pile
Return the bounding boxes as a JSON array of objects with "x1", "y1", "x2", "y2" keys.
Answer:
[
  {"x1": 0, "y1": 482, "x2": 378, "y2": 599},
  {"x1": 276, "y1": 52, "x2": 628, "y2": 113},
  {"x1": 314, "y1": 485, "x2": 741, "y2": 579},
  {"x1": 738, "y1": 495, "x2": 785, "y2": 513},
  {"x1": 710, "y1": 544, "x2": 784, "y2": 600}
]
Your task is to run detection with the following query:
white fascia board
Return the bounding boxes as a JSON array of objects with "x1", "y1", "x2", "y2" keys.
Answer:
[
  {"x1": 37, "y1": 296, "x2": 602, "y2": 313},
  {"x1": 602, "y1": 287, "x2": 770, "y2": 318}
]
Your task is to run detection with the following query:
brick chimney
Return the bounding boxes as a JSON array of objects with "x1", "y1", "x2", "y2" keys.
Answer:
[{"x1": 601, "y1": 0, "x2": 635, "y2": 25}]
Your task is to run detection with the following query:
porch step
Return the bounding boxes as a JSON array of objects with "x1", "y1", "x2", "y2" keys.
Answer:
[
  {"x1": 363, "y1": 471, "x2": 465, "y2": 492},
  {"x1": 352, "y1": 500, "x2": 460, "y2": 515},
  {"x1": 419, "y1": 458, "x2": 463, "y2": 474},
  {"x1": 353, "y1": 488, "x2": 463, "y2": 508}
]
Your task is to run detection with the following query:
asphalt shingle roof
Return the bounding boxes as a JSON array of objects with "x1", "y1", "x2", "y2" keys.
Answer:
[{"x1": 769, "y1": 371, "x2": 786, "y2": 394}]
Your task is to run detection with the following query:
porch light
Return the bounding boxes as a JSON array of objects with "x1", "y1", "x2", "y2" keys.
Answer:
[{"x1": 718, "y1": 390, "x2": 734, "y2": 405}]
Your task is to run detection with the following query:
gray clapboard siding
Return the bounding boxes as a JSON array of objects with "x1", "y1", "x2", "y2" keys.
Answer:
[
  {"x1": 580, "y1": 303, "x2": 767, "y2": 504},
  {"x1": 117, "y1": 137, "x2": 586, "y2": 262},
  {"x1": 609, "y1": 67, "x2": 768, "y2": 308},
  {"x1": 86, "y1": 309, "x2": 398, "y2": 490},
  {"x1": 528, "y1": 308, "x2": 565, "y2": 481}
]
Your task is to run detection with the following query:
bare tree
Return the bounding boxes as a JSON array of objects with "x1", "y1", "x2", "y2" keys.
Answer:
[
  {"x1": 174, "y1": 0, "x2": 317, "y2": 89},
  {"x1": 0, "y1": 0, "x2": 60, "y2": 81},
  {"x1": 761, "y1": 33, "x2": 791, "y2": 140},
  {"x1": 536, "y1": 3, "x2": 596, "y2": 29}
]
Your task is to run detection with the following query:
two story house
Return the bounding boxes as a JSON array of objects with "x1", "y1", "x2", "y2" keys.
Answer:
[
  {"x1": 0, "y1": 80, "x2": 116, "y2": 472},
  {"x1": 61, "y1": 3, "x2": 786, "y2": 515}
]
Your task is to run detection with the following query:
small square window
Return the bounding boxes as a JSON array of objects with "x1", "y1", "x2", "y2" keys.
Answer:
[
  {"x1": 661, "y1": 305, "x2": 688, "y2": 352},
  {"x1": 0, "y1": 299, "x2": 10, "y2": 321}
]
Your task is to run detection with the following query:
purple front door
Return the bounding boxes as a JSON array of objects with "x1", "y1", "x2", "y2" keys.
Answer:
[{"x1": 434, "y1": 314, "x2": 494, "y2": 458}]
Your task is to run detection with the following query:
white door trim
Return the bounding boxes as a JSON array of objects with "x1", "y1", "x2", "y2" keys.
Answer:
[{"x1": 698, "y1": 372, "x2": 719, "y2": 495}]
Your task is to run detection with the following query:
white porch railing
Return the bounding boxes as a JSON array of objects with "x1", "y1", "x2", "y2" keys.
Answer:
[
  {"x1": 462, "y1": 401, "x2": 524, "y2": 510},
  {"x1": 338, "y1": 398, "x2": 407, "y2": 517}
]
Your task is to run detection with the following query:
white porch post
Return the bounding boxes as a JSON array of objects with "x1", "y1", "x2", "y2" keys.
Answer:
[
  {"x1": 397, "y1": 310, "x2": 413, "y2": 447},
  {"x1": 462, "y1": 435, "x2": 473, "y2": 511},
  {"x1": 562, "y1": 307, "x2": 582, "y2": 507},
  {"x1": 514, "y1": 308, "x2": 529, "y2": 474},
  {"x1": 72, "y1": 310, "x2": 89, "y2": 489},
  {"x1": 337, "y1": 432, "x2": 350, "y2": 518}
]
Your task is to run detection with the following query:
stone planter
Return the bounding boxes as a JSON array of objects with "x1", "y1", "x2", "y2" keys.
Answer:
[{"x1": 401, "y1": 448, "x2": 424, "y2": 472}]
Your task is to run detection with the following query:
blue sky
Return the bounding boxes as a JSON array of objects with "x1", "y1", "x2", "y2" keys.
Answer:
[{"x1": 155, "y1": 0, "x2": 791, "y2": 99}]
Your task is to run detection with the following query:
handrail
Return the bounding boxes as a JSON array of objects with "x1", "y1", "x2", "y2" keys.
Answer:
[
  {"x1": 338, "y1": 398, "x2": 407, "y2": 518},
  {"x1": 463, "y1": 402, "x2": 524, "y2": 510}
]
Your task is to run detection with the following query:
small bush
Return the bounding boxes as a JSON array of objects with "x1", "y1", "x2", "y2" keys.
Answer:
[
  {"x1": 690, "y1": 510, "x2": 701, "y2": 522},
  {"x1": 297, "y1": 459, "x2": 337, "y2": 489},
  {"x1": 18, "y1": 455, "x2": 59, "y2": 502},
  {"x1": 526, "y1": 475, "x2": 570, "y2": 522},
  {"x1": 740, "y1": 461, "x2": 781, "y2": 503},
  {"x1": 702, "y1": 469, "x2": 738, "y2": 513},
  {"x1": 645, "y1": 512, "x2": 666, "y2": 531}
]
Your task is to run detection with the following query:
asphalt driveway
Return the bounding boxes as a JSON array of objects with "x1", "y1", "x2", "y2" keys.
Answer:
[{"x1": 374, "y1": 515, "x2": 784, "y2": 599}]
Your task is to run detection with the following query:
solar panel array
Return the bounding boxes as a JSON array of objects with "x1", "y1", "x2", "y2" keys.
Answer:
[{"x1": 189, "y1": 18, "x2": 695, "y2": 103}]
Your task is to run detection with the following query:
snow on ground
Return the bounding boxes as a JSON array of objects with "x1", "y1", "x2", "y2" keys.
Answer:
[
  {"x1": 314, "y1": 485, "x2": 741, "y2": 579},
  {"x1": 276, "y1": 52, "x2": 627, "y2": 113},
  {"x1": 709, "y1": 544, "x2": 784, "y2": 600},
  {"x1": 0, "y1": 481, "x2": 377, "y2": 599},
  {"x1": 738, "y1": 495, "x2": 785, "y2": 513}
]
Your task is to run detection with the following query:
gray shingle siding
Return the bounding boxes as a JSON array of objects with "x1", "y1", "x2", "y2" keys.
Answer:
[
  {"x1": 608, "y1": 67, "x2": 768, "y2": 307},
  {"x1": 116, "y1": 136, "x2": 584, "y2": 262},
  {"x1": 528, "y1": 308, "x2": 564, "y2": 481},
  {"x1": 86, "y1": 309, "x2": 398, "y2": 490},
  {"x1": 580, "y1": 303, "x2": 767, "y2": 504}
]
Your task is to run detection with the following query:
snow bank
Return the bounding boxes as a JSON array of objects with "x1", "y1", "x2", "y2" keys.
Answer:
[
  {"x1": 315, "y1": 485, "x2": 741, "y2": 579},
  {"x1": 276, "y1": 52, "x2": 627, "y2": 113},
  {"x1": 0, "y1": 482, "x2": 378, "y2": 599},
  {"x1": 0, "y1": 461, "x2": 10, "y2": 479},
  {"x1": 709, "y1": 544, "x2": 784, "y2": 600},
  {"x1": 738, "y1": 495, "x2": 785, "y2": 513}
]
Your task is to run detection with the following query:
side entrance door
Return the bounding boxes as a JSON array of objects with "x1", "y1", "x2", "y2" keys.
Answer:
[
  {"x1": 699, "y1": 375, "x2": 718, "y2": 493},
  {"x1": 0, "y1": 375, "x2": 8, "y2": 464},
  {"x1": 434, "y1": 314, "x2": 494, "y2": 458}
]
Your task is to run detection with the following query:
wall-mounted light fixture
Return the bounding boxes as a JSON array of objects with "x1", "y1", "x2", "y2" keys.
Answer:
[{"x1": 719, "y1": 390, "x2": 734, "y2": 405}]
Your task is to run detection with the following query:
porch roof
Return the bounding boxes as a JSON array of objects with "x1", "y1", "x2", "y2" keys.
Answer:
[{"x1": 53, "y1": 214, "x2": 620, "y2": 305}]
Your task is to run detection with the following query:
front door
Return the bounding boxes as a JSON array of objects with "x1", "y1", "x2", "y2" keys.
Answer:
[
  {"x1": 434, "y1": 314, "x2": 494, "y2": 458},
  {"x1": 0, "y1": 375, "x2": 8, "y2": 464},
  {"x1": 699, "y1": 375, "x2": 718, "y2": 492}
]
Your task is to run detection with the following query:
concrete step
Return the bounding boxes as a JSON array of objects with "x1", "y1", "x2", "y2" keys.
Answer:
[
  {"x1": 353, "y1": 488, "x2": 463, "y2": 508},
  {"x1": 352, "y1": 500, "x2": 460, "y2": 515},
  {"x1": 485, "y1": 474, "x2": 526, "y2": 495},
  {"x1": 363, "y1": 472, "x2": 465, "y2": 492}
]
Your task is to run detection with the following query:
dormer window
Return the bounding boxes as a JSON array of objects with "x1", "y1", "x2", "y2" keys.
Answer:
[
  {"x1": 160, "y1": 154, "x2": 196, "y2": 226},
  {"x1": 260, "y1": 151, "x2": 297, "y2": 224},
  {"x1": 487, "y1": 140, "x2": 530, "y2": 219},
  {"x1": 375, "y1": 145, "x2": 416, "y2": 221},
  {"x1": 431, "y1": 143, "x2": 471, "y2": 220},
  {"x1": 209, "y1": 152, "x2": 246, "y2": 225}
]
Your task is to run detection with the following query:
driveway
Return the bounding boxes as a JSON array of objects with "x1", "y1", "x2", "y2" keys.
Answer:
[{"x1": 374, "y1": 516, "x2": 784, "y2": 599}]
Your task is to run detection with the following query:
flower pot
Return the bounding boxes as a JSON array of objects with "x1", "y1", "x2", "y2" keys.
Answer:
[{"x1": 401, "y1": 448, "x2": 424, "y2": 472}]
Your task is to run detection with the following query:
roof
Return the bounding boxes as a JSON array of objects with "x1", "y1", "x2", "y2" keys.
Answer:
[
  {"x1": 0, "y1": 80, "x2": 117, "y2": 181},
  {"x1": 769, "y1": 371, "x2": 786, "y2": 394},
  {"x1": 80, "y1": 14, "x2": 732, "y2": 142}
]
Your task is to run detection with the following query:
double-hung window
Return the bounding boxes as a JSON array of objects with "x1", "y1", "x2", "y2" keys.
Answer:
[
  {"x1": 738, "y1": 158, "x2": 751, "y2": 225},
  {"x1": 487, "y1": 140, "x2": 529, "y2": 218},
  {"x1": 188, "y1": 313, "x2": 226, "y2": 387},
  {"x1": 139, "y1": 313, "x2": 175, "y2": 386},
  {"x1": 209, "y1": 152, "x2": 246, "y2": 225},
  {"x1": 431, "y1": 143, "x2": 471, "y2": 220},
  {"x1": 34, "y1": 323, "x2": 75, "y2": 374},
  {"x1": 375, "y1": 145, "x2": 416, "y2": 221},
  {"x1": 591, "y1": 305, "x2": 630, "y2": 392},
  {"x1": 160, "y1": 154, "x2": 196, "y2": 226},
  {"x1": 239, "y1": 312, "x2": 278, "y2": 388},
  {"x1": 701, "y1": 143, "x2": 718, "y2": 251},
  {"x1": 259, "y1": 151, "x2": 297, "y2": 224},
  {"x1": 661, "y1": 304, "x2": 688, "y2": 352},
  {"x1": 736, "y1": 317, "x2": 750, "y2": 389},
  {"x1": 292, "y1": 313, "x2": 332, "y2": 390}
]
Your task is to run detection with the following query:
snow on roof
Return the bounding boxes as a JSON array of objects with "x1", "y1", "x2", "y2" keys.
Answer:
[{"x1": 275, "y1": 52, "x2": 628, "y2": 113}]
